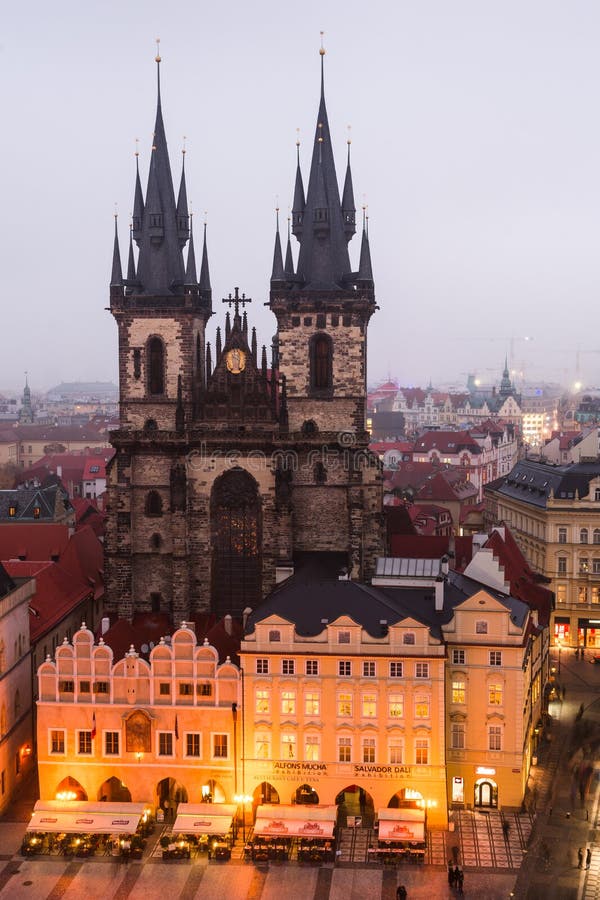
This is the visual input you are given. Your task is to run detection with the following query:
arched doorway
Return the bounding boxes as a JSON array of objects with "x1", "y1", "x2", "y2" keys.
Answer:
[
  {"x1": 55, "y1": 776, "x2": 87, "y2": 801},
  {"x1": 388, "y1": 788, "x2": 424, "y2": 809},
  {"x1": 211, "y1": 468, "x2": 261, "y2": 618},
  {"x1": 335, "y1": 785, "x2": 375, "y2": 827},
  {"x1": 200, "y1": 779, "x2": 226, "y2": 804},
  {"x1": 474, "y1": 779, "x2": 498, "y2": 809},
  {"x1": 295, "y1": 784, "x2": 319, "y2": 805},
  {"x1": 98, "y1": 777, "x2": 132, "y2": 803},
  {"x1": 157, "y1": 778, "x2": 188, "y2": 822},
  {"x1": 252, "y1": 782, "x2": 279, "y2": 821}
]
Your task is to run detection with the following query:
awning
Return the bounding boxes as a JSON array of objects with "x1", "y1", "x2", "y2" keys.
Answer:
[
  {"x1": 27, "y1": 800, "x2": 146, "y2": 834},
  {"x1": 377, "y1": 807, "x2": 425, "y2": 843},
  {"x1": 254, "y1": 804, "x2": 336, "y2": 839},
  {"x1": 172, "y1": 803, "x2": 237, "y2": 835}
]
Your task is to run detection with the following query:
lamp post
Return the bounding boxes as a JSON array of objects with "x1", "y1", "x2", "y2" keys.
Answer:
[
  {"x1": 234, "y1": 793, "x2": 252, "y2": 844},
  {"x1": 557, "y1": 638, "x2": 562, "y2": 674}
]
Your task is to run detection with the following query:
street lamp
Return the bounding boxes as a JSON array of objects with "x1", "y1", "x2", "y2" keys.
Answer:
[
  {"x1": 234, "y1": 793, "x2": 252, "y2": 844},
  {"x1": 557, "y1": 638, "x2": 562, "y2": 674}
]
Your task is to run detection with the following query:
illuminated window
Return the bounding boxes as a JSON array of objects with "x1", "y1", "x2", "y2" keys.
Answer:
[
  {"x1": 282, "y1": 659, "x2": 295, "y2": 675},
  {"x1": 185, "y1": 733, "x2": 200, "y2": 757},
  {"x1": 557, "y1": 585, "x2": 567, "y2": 604},
  {"x1": 305, "y1": 660, "x2": 319, "y2": 676},
  {"x1": 8, "y1": 506, "x2": 16, "y2": 517},
  {"x1": 489, "y1": 651, "x2": 502, "y2": 667},
  {"x1": 158, "y1": 732, "x2": 173, "y2": 756},
  {"x1": 338, "y1": 660, "x2": 351, "y2": 676},
  {"x1": 78, "y1": 731, "x2": 92, "y2": 755},
  {"x1": 50, "y1": 729, "x2": 65, "y2": 754},
  {"x1": 362, "y1": 661, "x2": 376, "y2": 677},
  {"x1": 579, "y1": 586, "x2": 588, "y2": 603},
  {"x1": 337, "y1": 693, "x2": 352, "y2": 717},
  {"x1": 212, "y1": 733, "x2": 228, "y2": 759},
  {"x1": 389, "y1": 661, "x2": 403, "y2": 678},
  {"x1": 415, "y1": 738, "x2": 429, "y2": 765},
  {"x1": 452, "y1": 649, "x2": 465, "y2": 665},
  {"x1": 580, "y1": 558, "x2": 589, "y2": 574},
  {"x1": 255, "y1": 733, "x2": 271, "y2": 759},
  {"x1": 592, "y1": 587, "x2": 600, "y2": 604},
  {"x1": 305, "y1": 692, "x2": 320, "y2": 716},
  {"x1": 338, "y1": 736, "x2": 352, "y2": 762},
  {"x1": 415, "y1": 695, "x2": 430, "y2": 718},
  {"x1": 362, "y1": 738, "x2": 376, "y2": 763},
  {"x1": 389, "y1": 739, "x2": 404, "y2": 764},
  {"x1": 104, "y1": 732, "x2": 119, "y2": 755},
  {"x1": 282, "y1": 734, "x2": 296, "y2": 759},
  {"x1": 388, "y1": 694, "x2": 404, "y2": 718},
  {"x1": 415, "y1": 662, "x2": 429, "y2": 679},
  {"x1": 281, "y1": 691, "x2": 296, "y2": 716},
  {"x1": 305, "y1": 734, "x2": 320, "y2": 761},
  {"x1": 362, "y1": 694, "x2": 377, "y2": 717},
  {"x1": 488, "y1": 725, "x2": 502, "y2": 751},
  {"x1": 452, "y1": 680, "x2": 466, "y2": 704},
  {"x1": 488, "y1": 683, "x2": 503, "y2": 705},
  {"x1": 255, "y1": 690, "x2": 270, "y2": 715},
  {"x1": 256, "y1": 659, "x2": 269, "y2": 675},
  {"x1": 451, "y1": 722, "x2": 465, "y2": 750}
]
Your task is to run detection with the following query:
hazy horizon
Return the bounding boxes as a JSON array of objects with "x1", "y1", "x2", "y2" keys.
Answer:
[{"x1": 3, "y1": 1, "x2": 600, "y2": 393}]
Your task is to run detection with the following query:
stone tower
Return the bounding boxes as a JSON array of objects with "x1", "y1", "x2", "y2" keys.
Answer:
[{"x1": 104, "y1": 48, "x2": 383, "y2": 624}]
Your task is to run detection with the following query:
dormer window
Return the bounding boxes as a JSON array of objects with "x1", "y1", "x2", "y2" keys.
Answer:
[
  {"x1": 33, "y1": 507, "x2": 41, "y2": 519},
  {"x1": 338, "y1": 631, "x2": 350, "y2": 644},
  {"x1": 269, "y1": 630, "x2": 281, "y2": 642},
  {"x1": 403, "y1": 632, "x2": 416, "y2": 645},
  {"x1": 8, "y1": 505, "x2": 16, "y2": 517}
]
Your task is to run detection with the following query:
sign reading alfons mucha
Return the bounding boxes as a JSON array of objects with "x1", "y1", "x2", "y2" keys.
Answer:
[
  {"x1": 225, "y1": 348, "x2": 246, "y2": 375},
  {"x1": 252, "y1": 761, "x2": 416, "y2": 781},
  {"x1": 125, "y1": 710, "x2": 151, "y2": 753}
]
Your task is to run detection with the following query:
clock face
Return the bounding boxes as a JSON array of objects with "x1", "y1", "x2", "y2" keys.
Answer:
[{"x1": 226, "y1": 348, "x2": 246, "y2": 375}]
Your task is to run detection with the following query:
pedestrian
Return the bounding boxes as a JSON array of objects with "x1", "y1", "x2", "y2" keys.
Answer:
[
  {"x1": 578, "y1": 847, "x2": 584, "y2": 868},
  {"x1": 563, "y1": 685, "x2": 567, "y2": 700},
  {"x1": 454, "y1": 865, "x2": 461, "y2": 886},
  {"x1": 587, "y1": 848, "x2": 592, "y2": 869},
  {"x1": 448, "y1": 861, "x2": 455, "y2": 886},
  {"x1": 396, "y1": 886, "x2": 407, "y2": 900},
  {"x1": 502, "y1": 820, "x2": 511, "y2": 839},
  {"x1": 456, "y1": 866, "x2": 464, "y2": 894}
]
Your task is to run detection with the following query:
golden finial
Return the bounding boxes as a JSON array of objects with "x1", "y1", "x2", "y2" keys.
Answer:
[
  {"x1": 134, "y1": 137, "x2": 139, "y2": 158},
  {"x1": 319, "y1": 31, "x2": 325, "y2": 56},
  {"x1": 155, "y1": 37, "x2": 161, "y2": 63},
  {"x1": 296, "y1": 127, "x2": 300, "y2": 147},
  {"x1": 347, "y1": 125, "x2": 352, "y2": 145},
  {"x1": 318, "y1": 122, "x2": 323, "y2": 143},
  {"x1": 182, "y1": 135, "x2": 187, "y2": 155},
  {"x1": 204, "y1": 209, "x2": 208, "y2": 225},
  {"x1": 114, "y1": 202, "x2": 118, "y2": 220}
]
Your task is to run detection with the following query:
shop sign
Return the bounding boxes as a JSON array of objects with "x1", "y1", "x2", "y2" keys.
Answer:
[{"x1": 353, "y1": 764, "x2": 413, "y2": 778}]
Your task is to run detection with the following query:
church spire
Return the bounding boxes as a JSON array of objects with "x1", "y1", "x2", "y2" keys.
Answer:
[
  {"x1": 291, "y1": 135, "x2": 305, "y2": 238},
  {"x1": 284, "y1": 216, "x2": 294, "y2": 275},
  {"x1": 132, "y1": 147, "x2": 144, "y2": 244},
  {"x1": 199, "y1": 221, "x2": 212, "y2": 304},
  {"x1": 341, "y1": 130, "x2": 356, "y2": 241},
  {"x1": 134, "y1": 46, "x2": 186, "y2": 295},
  {"x1": 126, "y1": 223, "x2": 136, "y2": 284},
  {"x1": 292, "y1": 39, "x2": 353, "y2": 290},
  {"x1": 184, "y1": 213, "x2": 198, "y2": 285},
  {"x1": 270, "y1": 208, "x2": 285, "y2": 284},
  {"x1": 176, "y1": 145, "x2": 190, "y2": 248},
  {"x1": 110, "y1": 215, "x2": 123, "y2": 286},
  {"x1": 357, "y1": 209, "x2": 373, "y2": 285}
]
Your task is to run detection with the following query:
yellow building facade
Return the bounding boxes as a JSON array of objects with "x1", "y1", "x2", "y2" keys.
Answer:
[{"x1": 36, "y1": 624, "x2": 241, "y2": 812}]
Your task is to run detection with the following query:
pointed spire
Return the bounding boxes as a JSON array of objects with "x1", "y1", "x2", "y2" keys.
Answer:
[
  {"x1": 132, "y1": 148, "x2": 144, "y2": 245},
  {"x1": 357, "y1": 208, "x2": 373, "y2": 284},
  {"x1": 293, "y1": 40, "x2": 352, "y2": 290},
  {"x1": 126, "y1": 223, "x2": 136, "y2": 284},
  {"x1": 206, "y1": 342, "x2": 212, "y2": 382},
  {"x1": 271, "y1": 208, "x2": 285, "y2": 283},
  {"x1": 110, "y1": 215, "x2": 123, "y2": 287},
  {"x1": 134, "y1": 46, "x2": 186, "y2": 295},
  {"x1": 291, "y1": 133, "x2": 305, "y2": 238},
  {"x1": 176, "y1": 144, "x2": 190, "y2": 248},
  {"x1": 284, "y1": 217, "x2": 294, "y2": 275},
  {"x1": 225, "y1": 312, "x2": 231, "y2": 341},
  {"x1": 199, "y1": 221, "x2": 212, "y2": 305},
  {"x1": 261, "y1": 345, "x2": 268, "y2": 380},
  {"x1": 242, "y1": 310, "x2": 248, "y2": 336},
  {"x1": 216, "y1": 326, "x2": 222, "y2": 360},
  {"x1": 341, "y1": 129, "x2": 356, "y2": 241},
  {"x1": 185, "y1": 213, "x2": 198, "y2": 285},
  {"x1": 251, "y1": 327, "x2": 257, "y2": 364}
]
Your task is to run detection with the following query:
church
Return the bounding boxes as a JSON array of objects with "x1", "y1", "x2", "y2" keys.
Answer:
[{"x1": 105, "y1": 47, "x2": 384, "y2": 622}]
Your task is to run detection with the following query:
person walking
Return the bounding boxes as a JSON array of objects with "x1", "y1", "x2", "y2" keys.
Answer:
[
  {"x1": 448, "y1": 861, "x2": 455, "y2": 886},
  {"x1": 587, "y1": 848, "x2": 592, "y2": 869},
  {"x1": 396, "y1": 886, "x2": 407, "y2": 900},
  {"x1": 578, "y1": 847, "x2": 584, "y2": 868},
  {"x1": 456, "y1": 866, "x2": 464, "y2": 894},
  {"x1": 502, "y1": 820, "x2": 511, "y2": 840}
]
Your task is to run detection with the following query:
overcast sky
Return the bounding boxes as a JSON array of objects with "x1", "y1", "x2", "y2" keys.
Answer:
[{"x1": 2, "y1": 0, "x2": 600, "y2": 394}]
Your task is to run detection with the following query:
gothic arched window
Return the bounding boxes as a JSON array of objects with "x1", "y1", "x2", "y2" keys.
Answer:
[
  {"x1": 145, "y1": 490, "x2": 163, "y2": 517},
  {"x1": 310, "y1": 333, "x2": 333, "y2": 395},
  {"x1": 147, "y1": 337, "x2": 165, "y2": 396},
  {"x1": 210, "y1": 468, "x2": 261, "y2": 618}
]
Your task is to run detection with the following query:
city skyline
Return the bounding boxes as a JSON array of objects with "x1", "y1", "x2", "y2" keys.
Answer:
[{"x1": 3, "y1": 1, "x2": 600, "y2": 390}]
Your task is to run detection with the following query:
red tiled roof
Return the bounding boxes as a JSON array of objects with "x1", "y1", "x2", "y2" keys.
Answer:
[
  {"x1": 370, "y1": 441, "x2": 412, "y2": 455},
  {"x1": 413, "y1": 430, "x2": 480, "y2": 454},
  {"x1": 415, "y1": 472, "x2": 478, "y2": 502},
  {"x1": 390, "y1": 534, "x2": 451, "y2": 558},
  {"x1": 4, "y1": 559, "x2": 92, "y2": 643},
  {"x1": 58, "y1": 526, "x2": 104, "y2": 599},
  {"x1": 0, "y1": 523, "x2": 70, "y2": 561},
  {"x1": 483, "y1": 527, "x2": 553, "y2": 626},
  {"x1": 100, "y1": 612, "x2": 243, "y2": 664}
]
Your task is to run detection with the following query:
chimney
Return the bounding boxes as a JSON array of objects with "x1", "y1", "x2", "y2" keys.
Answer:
[
  {"x1": 242, "y1": 607, "x2": 252, "y2": 631},
  {"x1": 224, "y1": 614, "x2": 233, "y2": 636},
  {"x1": 101, "y1": 616, "x2": 110, "y2": 635},
  {"x1": 435, "y1": 576, "x2": 445, "y2": 612},
  {"x1": 441, "y1": 555, "x2": 449, "y2": 576}
]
